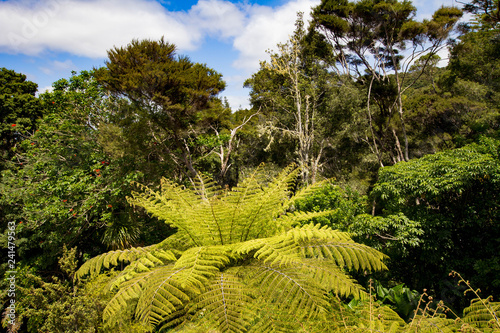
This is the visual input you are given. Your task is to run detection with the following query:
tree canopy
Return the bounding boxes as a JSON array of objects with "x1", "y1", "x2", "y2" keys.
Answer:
[{"x1": 95, "y1": 38, "x2": 228, "y2": 182}]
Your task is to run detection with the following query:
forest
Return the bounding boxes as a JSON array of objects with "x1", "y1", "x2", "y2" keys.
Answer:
[{"x1": 1, "y1": 0, "x2": 499, "y2": 331}]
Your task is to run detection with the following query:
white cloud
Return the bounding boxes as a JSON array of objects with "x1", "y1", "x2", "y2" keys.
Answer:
[
  {"x1": 223, "y1": 93, "x2": 251, "y2": 110},
  {"x1": 38, "y1": 85, "x2": 54, "y2": 94},
  {"x1": 186, "y1": 0, "x2": 247, "y2": 39},
  {"x1": 232, "y1": 0, "x2": 320, "y2": 72},
  {"x1": 0, "y1": 0, "x2": 196, "y2": 57},
  {"x1": 1, "y1": 0, "x2": 319, "y2": 63}
]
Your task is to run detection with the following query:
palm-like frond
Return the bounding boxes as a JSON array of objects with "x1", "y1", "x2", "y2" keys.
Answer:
[
  {"x1": 76, "y1": 165, "x2": 387, "y2": 332},
  {"x1": 247, "y1": 263, "x2": 329, "y2": 319},
  {"x1": 247, "y1": 296, "x2": 306, "y2": 333},
  {"x1": 173, "y1": 246, "x2": 233, "y2": 289},
  {"x1": 127, "y1": 179, "x2": 212, "y2": 246},
  {"x1": 296, "y1": 224, "x2": 387, "y2": 272},
  {"x1": 212, "y1": 164, "x2": 300, "y2": 244},
  {"x1": 236, "y1": 224, "x2": 386, "y2": 274},
  {"x1": 135, "y1": 266, "x2": 191, "y2": 327},
  {"x1": 297, "y1": 260, "x2": 366, "y2": 299},
  {"x1": 186, "y1": 271, "x2": 254, "y2": 333},
  {"x1": 75, "y1": 245, "x2": 176, "y2": 280}
]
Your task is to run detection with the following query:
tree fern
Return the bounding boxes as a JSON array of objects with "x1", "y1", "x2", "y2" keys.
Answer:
[{"x1": 76, "y1": 165, "x2": 387, "y2": 332}]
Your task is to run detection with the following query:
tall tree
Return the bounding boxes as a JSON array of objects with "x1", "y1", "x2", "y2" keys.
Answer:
[
  {"x1": 95, "y1": 38, "x2": 227, "y2": 184},
  {"x1": 463, "y1": 0, "x2": 500, "y2": 28},
  {"x1": 245, "y1": 14, "x2": 334, "y2": 184},
  {"x1": 311, "y1": 0, "x2": 462, "y2": 165}
]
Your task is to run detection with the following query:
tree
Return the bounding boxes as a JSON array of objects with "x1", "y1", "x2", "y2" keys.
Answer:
[
  {"x1": 0, "y1": 71, "x2": 171, "y2": 271},
  {"x1": 76, "y1": 166, "x2": 386, "y2": 332},
  {"x1": 0, "y1": 68, "x2": 42, "y2": 169},
  {"x1": 311, "y1": 0, "x2": 462, "y2": 165},
  {"x1": 95, "y1": 38, "x2": 228, "y2": 184},
  {"x1": 371, "y1": 137, "x2": 500, "y2": 303},
  {"x1": 245, "y1": 14, "x2": 335, "y2": 184},
  {"x1": 445, "y1": 21, "x2": 500, "y2": 116},
  {"x1": 463, "y1": 0, "x2": 500, "y2": 29}
]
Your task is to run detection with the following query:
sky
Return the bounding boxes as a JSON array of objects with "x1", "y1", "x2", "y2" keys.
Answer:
[{"x1": 1, "y1": 0, "x2": 459, "y2": 110}]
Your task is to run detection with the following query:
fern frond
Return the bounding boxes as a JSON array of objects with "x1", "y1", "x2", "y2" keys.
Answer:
[
  {"x1": 186, "y1": 272, "x2": 254, "y2": 333},
  {"x1": 173, "y1": 246, "x2": 232, "y2": 289},
  {"x1": 135, "y1": 266, "x2": 192, "y2": 327},
  {"x1": 75, "y1": 245, "x2": 176, "y2": 280},
  {"x1": 246, "y1": 263, "x2": 329, "y2": 321},
  {"x1": 463, "y1": 297, "x2": 500, "y2": 329},
  {"x1": 235, "y1": 225, "x2": 384, "y2": 299},
  {"x1": 234, "y1": 235, "x2": 301, "y2": 267},
  {"x1": 107, "y1": 248, "x2": 178, "y2": 290},
  {"x1": 191, "y1": 172, "x2": 225, "y2": 200},
  {"x1": 294, "y1": 224, "x2": 387, "y2": 272},
  {"x1": 248, "y1": 296, "x2": 303, "y2": 333},
  {"x1": 298, "y1": 260, "x2": 366, "y2": 299},
  {"x1": 156, "y1": 232, "x2": 197, "y2": 253},
  {"x1": 127, "y1": 179, "x2": 208, "y2": 246},
  {"x1": 227, "y1": 165, "x2": 300, "y2": 243},
  {"x1": 103, "y1": 266, "x2": 171, "y2": 328}
]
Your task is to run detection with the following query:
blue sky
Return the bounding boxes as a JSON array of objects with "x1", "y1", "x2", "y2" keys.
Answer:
[{"x1": 1, "y1": 0, "x2": 458, "y2": 110}]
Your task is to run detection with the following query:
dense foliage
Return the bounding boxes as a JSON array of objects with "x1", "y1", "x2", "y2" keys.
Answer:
[
  {"x1": 1, "y1": 0, "x2": 500, "y2": 331},
  {"x1": 373, "y1": 138, "x2": 500, "y2": 305}
]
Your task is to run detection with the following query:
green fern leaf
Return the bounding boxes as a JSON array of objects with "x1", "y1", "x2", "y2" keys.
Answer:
[
  {"x1": 247, "y1": 297, "x2": 303, "y2": 333},
  {"x1": 76, "y1": 245, "x2": 175, "y2": 280},
  {"x1": 186, "y1": 272, "x2": 254, "y2": 333},
  {"x1": 463, "y1": 297, "x2": 500, "y2": 329},
  {"x1": 298, "y1": 260, "x2": 366, "y2": 299},
  {"x1": 104, "y1": 268, "x2": 161, "y2": 328},
  {"x1": 173, "y1": 246, "x2": 232, "y2": 289},
  {"x1": 135, "y1": 266, "x2": 192, "y2": 327},
  {"x1": 246, "y1": 263, "x2": 329, "y2": 321},
  {"x1": 294, "y1": 224, "x2": 387, "y2": 272}
]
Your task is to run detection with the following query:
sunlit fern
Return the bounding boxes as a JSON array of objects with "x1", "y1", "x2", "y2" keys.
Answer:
[{"x1": 76, "y1": 165, "x2": 387, "y2": 332}]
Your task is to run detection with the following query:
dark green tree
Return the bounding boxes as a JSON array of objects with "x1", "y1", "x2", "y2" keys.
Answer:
[
  {"x1": 445, "y1": 24, "x2": 500, "y2": 120},
  {"x1": 463, "y1": 0, "x2": 499, "y2": 28},
  {"x1": 95, "y1": 38, "x2": 229, "y2": 184},
  {"x1": 0, "y1": 68, "x2": 42, "y2": 169}
]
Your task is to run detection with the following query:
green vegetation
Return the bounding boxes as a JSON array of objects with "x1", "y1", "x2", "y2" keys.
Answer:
[{"x1": 1, "y1": 0, "x2": 500, "y2": 331}]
